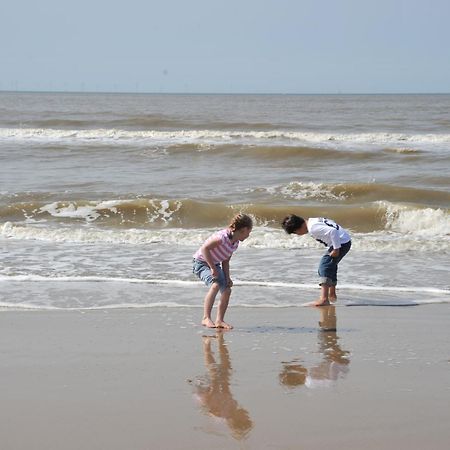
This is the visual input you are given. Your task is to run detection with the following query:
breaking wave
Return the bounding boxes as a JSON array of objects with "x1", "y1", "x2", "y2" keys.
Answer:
[
  {"x1": 1, "y1": 127, "x2": 449, "y2": 152},
  {"x1": 1, "y1": 192, "x2": 448, "y2": 237},
  {"x1": 260, "y1": 181, "x2": 450, "y2": 205},
  {"x1": 1, "y1": 204, "x2": 448, "y2": 253}
]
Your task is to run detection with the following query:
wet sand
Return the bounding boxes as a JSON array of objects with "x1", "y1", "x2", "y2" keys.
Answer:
[{"x1": 0, "y1": 302, "x2": 449, "y2": 449}]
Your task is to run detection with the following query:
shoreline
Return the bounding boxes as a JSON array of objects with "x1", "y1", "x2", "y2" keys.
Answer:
[
  {"x1": 2, "y1": 90, "x2": 450, "y2": 96},
  {"x1": 1, "y1": 304, "x2": 449, "y2": 449}
]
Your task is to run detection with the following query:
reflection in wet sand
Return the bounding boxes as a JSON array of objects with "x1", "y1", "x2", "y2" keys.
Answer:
[
  {"x1": 192, "y1": 331, "x2": 253, "y2": 440},
  {"x1": 280, "y1": 306, "x2": 350, "y2": 389}
]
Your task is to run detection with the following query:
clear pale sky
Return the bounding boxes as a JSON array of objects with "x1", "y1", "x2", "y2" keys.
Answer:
[{"x1": 1, "y1": 0, "x2": 449, "y2": 93}]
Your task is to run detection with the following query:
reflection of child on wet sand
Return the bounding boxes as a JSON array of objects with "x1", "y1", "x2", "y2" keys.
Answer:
[
  {"x1": 193, "y1": 214, "x2": 253, "y2": 329},
  {"x1": 282, "y1": 214, "x2": 351, "y2": 306},
  {"x1": 280, "y1": 306, "x2": 350, "y2": 389},
  {"x1": 192, "y1": 333, "x2": 253, "y2": 440},
  {"x1": 318, "y1": 303, "x2": 337, "y2": 331}
]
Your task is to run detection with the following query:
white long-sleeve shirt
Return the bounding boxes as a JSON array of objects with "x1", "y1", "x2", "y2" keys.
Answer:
[{"x1": 307, "y1": 217, "x2": 351, "y2": 249}]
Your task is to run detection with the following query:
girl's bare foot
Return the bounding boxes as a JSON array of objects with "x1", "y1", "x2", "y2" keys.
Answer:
[
  {"x1": 202, "y1": 318, "x2": 216, "y2": 328},
  {"x1": 215, "y1": 320, "x2": 233, "y2": 330},
  {"x1": 329, "y1": 296, "x2": 337, "y2": 303}
]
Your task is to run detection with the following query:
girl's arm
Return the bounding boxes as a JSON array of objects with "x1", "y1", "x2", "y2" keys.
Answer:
[
  {"x1": 201, "y1": 237, "x2": 222, "y2": 277},
  {"x1": 222, "y1": 258, "x2": 232, "y2": 287}
]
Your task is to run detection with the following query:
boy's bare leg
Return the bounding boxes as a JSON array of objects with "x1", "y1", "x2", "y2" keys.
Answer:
[
  {"x1": 329, "y1": 285, "x2": 337, "y2": 303},
  {"x1": 202, "y1": 283, "x2": 220, "y2": 328},
  {"x1": 312, "y1": 284, "x2": 331, "y2": 306},
  {"x1": 215, "y1": 288, "x2": 233, "y2": 329}
]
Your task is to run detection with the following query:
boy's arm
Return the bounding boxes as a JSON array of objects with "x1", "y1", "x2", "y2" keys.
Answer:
[
  {"x1": 330, "y1": 248, "x2": 340, "y2": 257},
  {"x1": 329, "y1": 228, "x2": 341, "y2": 257}
]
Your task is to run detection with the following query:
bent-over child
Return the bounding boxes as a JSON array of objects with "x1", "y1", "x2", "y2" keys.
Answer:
[
  {"x1": 282, "y1": 214, "x2": 351, "y2": 306},
  {"x1": 193, "y1": 214, "x2": 253, "y2": 329}
]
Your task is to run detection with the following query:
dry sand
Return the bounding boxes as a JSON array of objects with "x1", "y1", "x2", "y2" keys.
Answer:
[{"x1": 0, "y1": 303, "x2": 449, "y2": 449}]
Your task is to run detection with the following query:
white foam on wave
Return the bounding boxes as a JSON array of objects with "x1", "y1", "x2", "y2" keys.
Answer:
[
  {"x1": 267, "y1": 181, "x2": 343, "y2": 201},
  {"x1": 0, "y1": 274, "x2": 448, "y2": 296},
  {"x1": 39, "y1": 202, "x2": 101, "y2": 222},
  {"x1": 383, "y1": 202, "x2": 450, "y2": 237},
  {"x1": 0, "y1": 274, "x2": 199, "y2": 286},
  {"x1": 238, "y1": 280, "x2": 450, "y2": 296},
  {"x1": 2, "y1": 220, "x2": 449, "y2": 253},
  {"x1": 0, "y1": 222, "x2": 208, "y2": 245},
  {"x1": 0, "y1": 301, "x2": 199, "y2": 312},
  {"x1": 0, "y1": 299, "x2": 447, "y2": 312},
  {"x1": 36, "y1": 199, "x2": 182, "y2": 224},
  {"x1": 1, "y1": 127, "x2": 449, "y2": 151}
]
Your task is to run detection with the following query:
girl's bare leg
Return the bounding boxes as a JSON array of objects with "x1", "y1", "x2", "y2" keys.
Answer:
[
  {"x1": 202, "y1": 283, "x2": 220, "y2": 327},
  {"x1": 215, "y1": 288, "x2": 233, "y2": 329}
]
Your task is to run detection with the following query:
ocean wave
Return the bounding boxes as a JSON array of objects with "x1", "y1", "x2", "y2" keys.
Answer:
[
  {"x1": 1, "y1": 195, "x2": 448, "y2": 237},
  {"x1": 1, "y1": 215, "x2": 449, "y2": 253},
  {"x1": 0, "y1": 222, "x2": 210, "y2": 245},
  {"x1": 383, "y1": 202, "x2": 450, "y2": 235},
  {"x1": 199, "y1": 144, "x2": 380, "y2": 160},
  {"x1": 3, "y1": 116, "x2": 281, "y2": 131},
  {"x1": 262, "y1": 181, "x2": 450, "y2": 205},
  {"x1": 1, "y1": 127, "x2": 449, "y2": 151},
  {"x1": 4, "y1": 182, "x2": 449, "y2": 225},
  {"x1": 12, "y1": 119, "x2": 96, "y2": 129},
  {"x1": 382, "y1": 147, "x2": 424, "y2": 155},
  {"x1": 0, "y1": 197, "x2": 232, "y2": 228}
]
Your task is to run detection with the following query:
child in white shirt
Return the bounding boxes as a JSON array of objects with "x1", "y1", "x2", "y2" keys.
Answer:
[{"x1": 282, "y1": 214, "x2": 351, "y2": 306}]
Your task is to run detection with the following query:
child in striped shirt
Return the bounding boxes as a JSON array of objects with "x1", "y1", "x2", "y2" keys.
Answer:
[{"x1": 193, "y1": 214, "x2": 253, "y2": 329}]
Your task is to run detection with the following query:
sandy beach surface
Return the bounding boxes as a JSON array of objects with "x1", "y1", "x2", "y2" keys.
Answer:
[{"x1": 1, "y1": 298, "x2": 449, "y2": 450}]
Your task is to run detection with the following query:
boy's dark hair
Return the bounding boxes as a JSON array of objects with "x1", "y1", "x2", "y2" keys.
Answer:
[{"x1": 281, "y1": 214, "x2": 305, "y2": 234}]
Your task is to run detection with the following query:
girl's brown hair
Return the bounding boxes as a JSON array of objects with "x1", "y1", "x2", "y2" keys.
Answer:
[{"x1": 229, "y1": 213, "x2": 253, "y2": 231}]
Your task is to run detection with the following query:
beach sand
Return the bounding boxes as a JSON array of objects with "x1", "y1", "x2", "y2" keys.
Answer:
[{"x1": 0, "y1": 298, "x2": 449, "y2": 450}]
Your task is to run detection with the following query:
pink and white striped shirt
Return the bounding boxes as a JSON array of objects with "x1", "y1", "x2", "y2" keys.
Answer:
[{"x1": 193, "y1": 229, "x2": 239, "y2": 264}]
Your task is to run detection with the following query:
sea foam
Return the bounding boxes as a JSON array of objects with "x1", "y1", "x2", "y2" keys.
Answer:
[
  {"x1": 1, "y1": 274, "x2": 448, "y2": 295},
  {"x1": 1, "y1": 127, "x2": 449, "y2": 151},
  {"x1": 383, "y1": 202, "x2": 450, "y2": 236},
  {"x1": 1, "y1": 221, "x2": 449, "y2": 252}
]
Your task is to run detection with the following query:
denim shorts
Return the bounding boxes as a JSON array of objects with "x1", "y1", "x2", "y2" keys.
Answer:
[
  {"x1": 318, "y1": 241, "x2": 352, "y2": 286},
  {"x1": 192, "y1": 259, "x2": 227, "y2": 292}
]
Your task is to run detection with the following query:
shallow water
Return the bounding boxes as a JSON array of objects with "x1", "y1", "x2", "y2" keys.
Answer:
[{"x1": 1, "y1": 92, "x2": 449, "y2": 309}]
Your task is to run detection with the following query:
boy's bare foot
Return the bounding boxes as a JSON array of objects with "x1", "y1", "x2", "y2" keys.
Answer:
[
  {"x1": 202, "y1": 318, "x2": 216, "y2": 328},
  {"x1": 215, "y1": 320, "x2": 233, "y2": 330},
  {"x1": 329, "y1": 296, "x2": 337, "y2": 303},
  {"x1": 312, "y1": 299, "x2": 331, "y2": 307}
]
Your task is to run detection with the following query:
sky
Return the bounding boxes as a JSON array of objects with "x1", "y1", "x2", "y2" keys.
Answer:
[{"x1": 1, "y1": 0, "x2": 449, "y2": 94}]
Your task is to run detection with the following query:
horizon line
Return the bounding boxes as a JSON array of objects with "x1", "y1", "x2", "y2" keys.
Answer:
[{"x1": 1, "y1": 89, "x2": 449, "y2": 96}]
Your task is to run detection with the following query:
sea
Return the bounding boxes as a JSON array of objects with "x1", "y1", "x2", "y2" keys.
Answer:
[{"x1": 0, "y1": 92, "x2": 449, "y2": 311}]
